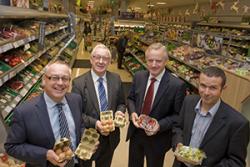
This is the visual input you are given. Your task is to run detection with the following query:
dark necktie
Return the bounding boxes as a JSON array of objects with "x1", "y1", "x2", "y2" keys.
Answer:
[
  {"x1": 141, "y1": 78, "x2": 156, "y2": 115},
  {"x1": 98, "y1": 77, "x2": 108, "y2": 111},
  {"x1": 56, "y1": 103, "x2": 74, "y2": 167}
]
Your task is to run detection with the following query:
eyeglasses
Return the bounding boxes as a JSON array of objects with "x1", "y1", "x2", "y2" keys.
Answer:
[
  {"x1": 45, "y1": 75, "x2": 71, "y2": 82},
  {"x1": 92, "y1": 55, "x2": 110, "y2": 62}
]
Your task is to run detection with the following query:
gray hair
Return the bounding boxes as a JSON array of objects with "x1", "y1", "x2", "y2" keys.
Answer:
[
  {"x1": 91, "y1": 43, "x2": 111, "y2": 58},
  {"x1": 145, "y1": 43, "x2": 168, "y2": 59},
  {"x1": 44, "y1": 60, "x2": 72, "y2": 76}
]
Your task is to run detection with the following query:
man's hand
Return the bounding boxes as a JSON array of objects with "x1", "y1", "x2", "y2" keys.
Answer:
[
  {"x1": 116, "y1": 111, "x2": 125, "y2": 117},
  {"x1": 46, "y1": 149, "x2": 67, "y2": 167},
  {"x1": 145, "y1": 120, "x2": 160, "y2": 136},
  {"x1": 95, "y1": 120, "x2": 110, "y2": 136},
  {"x1": 130, "y1": 112, "x2": 140, "y2": 128}
]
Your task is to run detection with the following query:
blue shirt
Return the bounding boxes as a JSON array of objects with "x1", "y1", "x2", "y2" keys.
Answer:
[
  {"x1": 44, "y1": 93, "x2": 77, "y2": 150},
  {"x1": 189, "y1": 99, "x2": 221, "y2": 148}
]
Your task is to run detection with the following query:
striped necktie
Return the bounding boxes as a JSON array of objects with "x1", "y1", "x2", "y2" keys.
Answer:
[
  {"x1": 56, "y1": 103, "x2": 74, "y2": 167},
  {"x1": 98, "y1": 77, "x2": 108, "y2": 111}
]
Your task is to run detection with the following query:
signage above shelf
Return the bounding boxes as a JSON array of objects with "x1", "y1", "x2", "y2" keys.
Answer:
[{"x1": 0, "y1": 5, "x2": 67, "y2": 19}]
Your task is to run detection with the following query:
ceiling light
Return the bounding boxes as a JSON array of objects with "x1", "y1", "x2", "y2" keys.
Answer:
[
  {"x1": 134, "y1": 7, "x2": 141, "y2": 10},
  {"x1": 156, "y1": 2, "x2": 166, "y2": 5},
  {"x1": 147, "y1": 4, "x2": 154, "y2": 7}
]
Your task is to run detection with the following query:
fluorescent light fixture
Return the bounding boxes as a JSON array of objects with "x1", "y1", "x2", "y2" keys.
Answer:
[
  {"x1": 147, "y1": 4, "x2": 154, "y2": 7},
  {"x1": 88, "y1": 1, "x2": 95, "y2": 3},
  {"x1": 134, "y1": 7, "x2": 141, "y2": 10},
  {"x1": 157, "y1": 2, "x2": 166, "y2": 5}
]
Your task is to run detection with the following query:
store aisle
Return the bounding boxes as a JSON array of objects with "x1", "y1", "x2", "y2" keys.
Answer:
[{"x1": 71, "y1": 40, "x2": 174, "y2": 167}]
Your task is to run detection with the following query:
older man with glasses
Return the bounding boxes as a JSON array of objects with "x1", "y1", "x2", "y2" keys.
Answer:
[
  {"x1": 5, "y1": 60, "x2": 85, "y2": 167},
  {"x1": 72, "y1": 43, "x2": 126, "y2": 167}
]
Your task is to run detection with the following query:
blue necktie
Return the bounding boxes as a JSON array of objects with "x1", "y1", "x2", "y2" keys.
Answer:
[
  {"x1": 98, "y1": 77, "x2": 108, "y2": 111},
  {"x1": 56, "y1": 103, "x2": 74, "y2": 167}
]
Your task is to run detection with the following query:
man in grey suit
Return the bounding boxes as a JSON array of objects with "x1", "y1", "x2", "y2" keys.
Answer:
[
  {"x1": 72, "y1": 44, "x2": 126, "y2": 167},
  {"x1": 126, "y1": 43, "x2": 186, "y2": 167},
  {"x1": 172, "y1": 66, "x2": 250, "y2": 167},
  {"x1": 5, "y1": 60, "x2": 85, "y2": 167}
]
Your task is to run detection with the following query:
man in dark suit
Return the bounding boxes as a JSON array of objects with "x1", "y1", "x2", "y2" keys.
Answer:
[
  {"x1": 5, "y1": 60, "x2": 85, "y2": 167},
  {"x1": 126, "y1": 43, "x2": 186, "y2": 167},
  {"x1": 116, "y1": 33, "x2": 128, "y2": 69},
  {"x1": 172, "y1": 66, "x2": 250, "y2": 167},
  {"x1": 72, "y1": 44, "x2": 126, "y2": 167}
]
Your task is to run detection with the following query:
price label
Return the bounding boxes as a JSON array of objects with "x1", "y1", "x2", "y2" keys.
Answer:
[
  {"x1": 2, "y1": 43, "x2": 12, "y2": 53},
  {"x1": 13, "y1": 40, "x2": 21, "y2": 48},
  {"x1": 3, "y1": 74, "x2": 9, "y2": 83},
  {"x1": 180, "y1": 57, "x2": 184, "y2": 61},
  {"x1": 35, "y1": 75, "x2": 40, "y2": 79},
  {"x1": 185, "y1": 76, "x2": 190, "y2": 81},
  {"x1": 15, "y1": 96, "x2": 21, "y2": 102},
  {"x1": 4, "y1": 106, "x2": 13, "y2": 114},
  {"x1": 27, "y1": 83, "x2": 33, "y2": 88},
  {"x1": 24, "y1": 43, "x2": 31, "y2": 51},
  {"x1": 0, "y1": 79, "x2": 3, "y2": 86},
  {"x1": 10, "y1": 102, "x2": 16, "y2": 108},
  {"x1": 0, "y1": 98, "x2": 7, "y2": 104},
  {"x1": 29, "y1": 36, "x2": 36, "y2": 41},
  {"x1": 20, "y1": 89, "x2": 27, "y2": 97},
  {"x1": 9, "y1": 71, "x2": 16, "y2": 79}
]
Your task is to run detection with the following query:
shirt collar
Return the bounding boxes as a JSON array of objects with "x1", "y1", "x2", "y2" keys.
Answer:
[
  {"x1": 149, "y1": 68, "x2": 165, "y2": 82},
  {"x1": 91, "y1": 69, "x2": 107, "y2": 83},
  {"x1": 195, "y1": 98, "x2": 221, "y2": 117},
  {"x1": 44, "y1": 92, "x2": 67, "y2": 109}
]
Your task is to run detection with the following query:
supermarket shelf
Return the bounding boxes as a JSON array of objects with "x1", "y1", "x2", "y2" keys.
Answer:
[
  {"x1": 0, "y1": 33, "x2": 69, "y2": 87},
  {"x1": 0, "y1": 5, "x2": 67, "y2": 19},
  {"x1": 197, "y1": 22, "x2": 250, "y2": 30},
  {"x1": 124, "y1": 63, "x2": 135, "y2": 76},
  {"x1": 127, "y1": 49, "x2": 147, "y2": 68},
  {"x1": 193, "y1": 29, "x2": 250, "y2": 40},
  {"x1": 1, "y1": 71, "x2": 44, "y2": 120},
  {"x1": 166, "y1": 65, "x2": 198, "y2": 88},
  {"x1": 224, "y1": 42, "x2": 250, "y2": 49},
  {"x1": 2, "y1": 36, "x2": 75, "y2": 123},
  {"x1": 169, "y1": 54, "x2": 201, "y2": 72},
  {"x1": 0, "y1": 25, "x2": 68, "y2": 54}
]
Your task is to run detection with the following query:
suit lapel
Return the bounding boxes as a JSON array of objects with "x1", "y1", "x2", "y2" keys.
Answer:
[
  {"x1": 151, "y1": 70, "x2": 170, "y2": 110},
  {"x1": 106, "y1": 72, "x2": 112, "y2": 109},
  {"x1": 86, "y1": 72, "x2": 100, "y2": 112},
  {"x1": 66, "y1": 94, "x2": 80, "y2": 142},
  {"x1": 200, "y1": 102, "x2": 227, "y2": 148},
  {"x1": 35, "y1": 94, "x2": 55, "y2": 147},
  {"x1": 185, "y1": 98, "x2": 199, "y2": 145},
  {"x1": 138, "y1": 72, "x2": 149, "y2": 114}
]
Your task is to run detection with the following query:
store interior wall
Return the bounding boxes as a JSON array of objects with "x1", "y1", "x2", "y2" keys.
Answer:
[{"x1": 159, "y1": 0, "x2": 250, "y2": 17}]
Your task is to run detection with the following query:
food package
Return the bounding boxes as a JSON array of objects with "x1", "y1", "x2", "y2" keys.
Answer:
[
  {"x1": 174, "y1": 145, "x2": 206, "y2": 165},
  {"x1": 137, "y1": 114, "x2": 157, "y2": 131},
  {"x1": 0, "y1": 153, "x2": 25, "y2": 167},
  {"x1": 53, "y1": 138, "x2": 74, "y2": 162},
  {"x1": 114, "y1": 112, "x2": 126, "y2": 128},
  {"x1": 100, "y1": 110, "x2": 115, "y2": 132},
  {"x1": 75, "y1": 128, "x2": 100, "y2": 160}
]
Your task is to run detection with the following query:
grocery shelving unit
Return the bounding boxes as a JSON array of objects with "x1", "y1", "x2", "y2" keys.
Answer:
[
  {"x1": 123, "y1": 17, "x2": 250, "y2": 111},
  {"x1": 0, "y1": 5, "x2": 80, "y2": 153}
]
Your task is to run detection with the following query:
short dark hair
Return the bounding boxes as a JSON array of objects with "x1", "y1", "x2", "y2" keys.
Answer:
[{"x1": 201, "y1": 66, "x2": 226, "y2": 87}]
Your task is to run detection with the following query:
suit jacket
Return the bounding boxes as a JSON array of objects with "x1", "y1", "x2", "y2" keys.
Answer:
[
  {"x1": 172, "y1": 95, "x2": 250, "y2": 167},
  {"x1": 126, "y1": 69, "x2": 186, "y2": 154},
  {"x1": 71, "y1": 70, "x2": 126, "y2": 151},
  {"x1": 5, "y1": 93, "x2": 84, "y2": 167}
]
